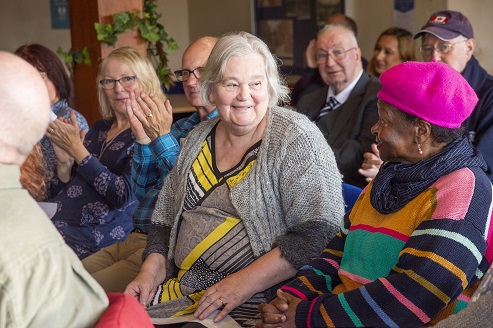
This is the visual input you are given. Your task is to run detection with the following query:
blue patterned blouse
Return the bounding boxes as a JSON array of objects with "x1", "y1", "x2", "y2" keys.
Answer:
[{"x1": 48, "y1": 120, "x2": 138, "y2": 259}]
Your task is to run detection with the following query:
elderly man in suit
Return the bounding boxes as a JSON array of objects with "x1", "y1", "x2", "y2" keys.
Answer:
[{"x1": 296, "y1": 24, "x2": 380, "y2": 188}]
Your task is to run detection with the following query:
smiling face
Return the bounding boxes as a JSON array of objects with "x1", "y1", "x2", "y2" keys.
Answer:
[
  {"x1": 373, "y1": 35, "x2": 403, "y2": 76},
  {"x1": 371, "y1": 100, "x2": 419, "y2": 163},
  {"x1": 102, "y1": 58, "x2": 141, "y2": 115},
  {"x1": 210, "y1": 53, "x2": 269, "y2": 135}
]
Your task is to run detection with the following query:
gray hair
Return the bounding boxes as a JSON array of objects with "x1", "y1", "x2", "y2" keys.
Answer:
[
  {"x1": 200, "y1": 31, "x2": 290, "y2": 108},
  {"x1": 97, "y1": 47, "x2": 166, "y2": 120},
  {"x1": 318, "y1": 24, "x2": 359, "y2": 47}
]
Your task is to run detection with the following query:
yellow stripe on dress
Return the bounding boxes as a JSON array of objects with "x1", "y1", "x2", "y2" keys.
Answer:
[
  {"x1": 177, "y1": 216, "x2": 241, "y2": 281},
  {"x1": 172, "y1": 291, "x2": 205, "y2": 317},
  {"x1": 191, "y1": 141, "x2": 219, "y2": 190},
  {"x1": 226, "y1": 160, "x2": 256, "y2": 188}
]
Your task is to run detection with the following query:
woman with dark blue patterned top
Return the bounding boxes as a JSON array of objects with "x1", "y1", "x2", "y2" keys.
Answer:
[
  {"x1": 14, "y1": 44, "x2": 89, "y2": 191},
  {"x1": 44, "y1": 47, "x2": 163, "y2": 259}
]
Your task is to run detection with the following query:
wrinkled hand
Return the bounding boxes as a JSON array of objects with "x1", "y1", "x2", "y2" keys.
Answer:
[
  {"x1": 52, "y1": 142, "x2": 73, "y2": 164},
  {"x1": 194, "y1": 273, "x2": 253, "y2": 323},
  {"x1": 358, "y1": 143, "x2": 382, "y2": 182},
  {"x1": 305, "y1": 39, "x2": 317, "y2": 69},
  {"x1": 256, "y1": 290, "x2": 299, "y2": 328},
  {"x1": 124, "y1": 271, "x2": 158, "y2": 307},
  {"x1": 46, "y1": 111, "x2": 85, "y2": 158},
  {"x1": 125, "y1": 91, "x2": 173, "y2": 143}
]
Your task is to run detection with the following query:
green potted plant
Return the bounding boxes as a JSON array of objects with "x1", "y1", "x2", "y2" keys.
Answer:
[{"x1": 57, "y1": 0, "x2": 177, "y2": 88}]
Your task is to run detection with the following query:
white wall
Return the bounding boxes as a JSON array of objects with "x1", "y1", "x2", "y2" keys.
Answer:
[
  {"x1": 347, "y1": 0, "x2": 493, "y2": 73},
  {"x1": 0, "y1": 0, "x2": 491, "y2": 74},
  {"x1": 0, "y1": 1, "x2": 71, "y2": 53}
]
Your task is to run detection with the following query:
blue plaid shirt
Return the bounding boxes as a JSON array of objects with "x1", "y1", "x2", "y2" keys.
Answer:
[{"x1": 131, "y1": 110, "x2": 218, "y2": 232}]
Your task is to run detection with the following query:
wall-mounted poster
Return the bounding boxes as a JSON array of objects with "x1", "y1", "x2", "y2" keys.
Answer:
[
  {"x1": 316, "y1": 0, "x2": 344, "y2": 28},
  {"x1": 257, "y1": 0, "x2": 282, "y2": 8},
  {"x1": 50, "y1": 0, "x2": 70, "y2": 29},
  {"x1": 255, "y1": 0, "x2": 344, "y2": 75},
  {"x1": 286, "y1": 0, "x2": 311, "y2": 19},
  {"x1": 258, "y1": 20, "x2": 294, "y2": 66}
]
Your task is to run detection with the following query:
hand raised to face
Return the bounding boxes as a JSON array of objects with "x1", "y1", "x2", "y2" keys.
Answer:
[{"x1": 125, "y1": 91, "x2": 173, "y2": 144}]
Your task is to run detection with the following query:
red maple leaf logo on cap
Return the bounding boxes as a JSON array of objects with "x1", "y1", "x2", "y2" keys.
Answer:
[{"x1": 430, "y1": 15, "x2": 450, "y2": 24}]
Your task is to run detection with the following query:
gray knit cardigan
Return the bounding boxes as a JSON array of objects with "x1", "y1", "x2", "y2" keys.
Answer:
[{"x1": 145, "y1": 106, "x2": 345, "y2": 277}]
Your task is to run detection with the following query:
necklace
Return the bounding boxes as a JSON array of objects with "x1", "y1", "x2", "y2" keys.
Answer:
[
  {"x1": 98, "y1": 136, "x2": 117, "y2": 159},
  {"x1": 98, "y1": 121, "x2": 129, "y2": 159}
]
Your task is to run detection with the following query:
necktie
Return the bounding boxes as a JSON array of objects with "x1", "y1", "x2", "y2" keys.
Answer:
[{"x1": 316, "y1": 96, "x2": 339, "y2": 121}]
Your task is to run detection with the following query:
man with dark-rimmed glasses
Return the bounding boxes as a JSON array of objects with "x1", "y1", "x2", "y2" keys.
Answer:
[
  {"x1": 414, "y1": 10, "x2": 493, "y2": 183},
  {"x1": 296, "y1": 24, "x2": 381, "y2": 188}
]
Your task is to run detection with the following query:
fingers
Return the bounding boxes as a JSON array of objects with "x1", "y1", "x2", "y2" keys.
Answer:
[
  {"x1": 70, "y1": 110, "x2": 80, "y2": 130},
  {"x1": 258, "y1": 302, "x2": 287, "y2": 326},
  {"x1": 213, "y1": 302, "x2": 234, "y2": 323},
  {"x1": 163, "y1": 99, "x2": 173, "y2": 115},
  {"x1": 371, "y1": 143, "x2": 380, "y2": 158},
  {"x1": 195, "y1": 293, "x2": 227, "y2": 321}
]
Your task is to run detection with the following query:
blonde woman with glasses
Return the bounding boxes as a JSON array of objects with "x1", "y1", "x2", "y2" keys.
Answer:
[{"x1": 45, "y1": 47, "x2": 164, "y2": 259}]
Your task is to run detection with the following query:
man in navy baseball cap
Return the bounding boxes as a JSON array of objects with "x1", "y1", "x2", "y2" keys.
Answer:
[
  {"x1": 414, "y1": 10, "x2": 493, "y2": 184},
  {"x1": 414, "y1": 10, "x2": 473, "y2": 41}
]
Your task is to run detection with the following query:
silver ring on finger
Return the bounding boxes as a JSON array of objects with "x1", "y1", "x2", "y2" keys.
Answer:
[{"x1": 146, "y1": 112, "x2": 153, "y2": 118}]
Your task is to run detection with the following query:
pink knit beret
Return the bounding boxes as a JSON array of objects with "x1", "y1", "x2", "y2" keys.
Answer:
[{"x1": 377, "y1": 61, "x2": 478, "y2": 129}]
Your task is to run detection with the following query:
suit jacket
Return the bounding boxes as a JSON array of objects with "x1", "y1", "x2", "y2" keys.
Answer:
[{"x1": 297, "y1": 72, "x2": 381, "y2": 188}]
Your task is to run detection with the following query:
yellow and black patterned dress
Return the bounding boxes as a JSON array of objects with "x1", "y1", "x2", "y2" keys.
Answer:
[{"x1": 149, "y1": 126, "x2": 265, "y2": 326}]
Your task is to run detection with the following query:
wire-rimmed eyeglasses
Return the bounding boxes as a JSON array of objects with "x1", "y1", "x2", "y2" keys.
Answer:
[
  {"x1": 316, "y1": 47, "x2": 357, "y2": 64},
  {"x1": 419, "y1": 39, "x2": 469, "y2": 56}
]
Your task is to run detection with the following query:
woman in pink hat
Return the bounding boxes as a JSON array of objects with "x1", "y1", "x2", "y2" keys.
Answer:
[{"x1": 258, "y1": 61, "x2": 493, "y2": 327}]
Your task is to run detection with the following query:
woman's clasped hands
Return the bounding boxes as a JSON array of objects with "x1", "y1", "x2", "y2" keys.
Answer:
[{"x1": 256, "y1": 289, "x2": 300, "y2": 328}]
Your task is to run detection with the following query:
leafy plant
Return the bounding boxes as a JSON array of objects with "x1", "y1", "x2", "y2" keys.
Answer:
[
  {"x1": 56, "y1": 47, "x2": 91, "y2": 76},
  {"x1": 59, "y1": 0, "x2": 177, "y2": 88}
]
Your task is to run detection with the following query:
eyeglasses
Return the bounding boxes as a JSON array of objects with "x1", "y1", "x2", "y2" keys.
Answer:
[
  {"x1": 174, "y1": 67, "x2": 204, "y2": 82},
  {"x1": 99, "y1": 76, "x2": 138, "y2": 90},
  {"x1": 316, "y1": 47, "x2": 356, "y2": 64},
  {"x1": 419, "y1": 39, "x2": 468, "y2": 56}
]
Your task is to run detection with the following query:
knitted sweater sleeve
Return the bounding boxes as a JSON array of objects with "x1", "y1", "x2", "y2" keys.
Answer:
[
  {"x1": 284, "y1": 216, "x2": 489, "y2": 328},
  {"x1": 270, "y1": 111, "x2": 345, "y2": 269}
]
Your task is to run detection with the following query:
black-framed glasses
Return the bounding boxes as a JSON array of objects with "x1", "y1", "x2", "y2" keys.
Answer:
[
  {"x1": 174, "y1": 67, "x2": 204, "y2": 82},
  {"x1": 316, "y1": 47, "x2": 356, "y2": 64},
  {"x1": 419, "y1": 39, "x2": 469, "y2": 56},
  {"x1": 99, "y1": 76, "x2": 138, "y2": 90}
]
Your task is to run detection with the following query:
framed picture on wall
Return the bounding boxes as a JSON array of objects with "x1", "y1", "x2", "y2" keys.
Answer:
[{"x1": 254, "y1": 0, "x2": 344, "y2": 76}]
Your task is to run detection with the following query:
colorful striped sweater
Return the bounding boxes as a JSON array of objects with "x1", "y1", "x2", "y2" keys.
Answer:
[{"x1": 282, "y1": 166, "x2": 493, "y2": 327}]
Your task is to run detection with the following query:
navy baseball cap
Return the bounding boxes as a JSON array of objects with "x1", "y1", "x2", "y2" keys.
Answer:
[{"x1": 414, "y1": 10, "x2": 474, "y2": 41}]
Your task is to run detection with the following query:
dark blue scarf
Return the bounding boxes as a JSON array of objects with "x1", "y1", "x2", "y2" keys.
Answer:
[{"x1": 370, "y1": 137, "x2": 487, "y2": 214}]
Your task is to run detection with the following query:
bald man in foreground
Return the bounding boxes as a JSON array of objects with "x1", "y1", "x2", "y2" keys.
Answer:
[
  {"x1": 82, "y1": 37, "x2": 218, "y2": 293},
  {"x1": 0, "y1": 51, "x2": 108, "y2": 326}
]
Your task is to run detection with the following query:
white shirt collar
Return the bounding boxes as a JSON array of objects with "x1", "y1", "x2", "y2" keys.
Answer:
[{"x1": 326, "y1": 69, "x2": 363, "y2": 106}]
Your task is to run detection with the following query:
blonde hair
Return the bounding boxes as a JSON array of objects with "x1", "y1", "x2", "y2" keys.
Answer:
[{"x1": 97, "y1": 47, "x2": 166, "y2": 120}]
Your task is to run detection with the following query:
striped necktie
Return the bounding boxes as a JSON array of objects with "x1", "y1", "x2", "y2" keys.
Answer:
[{"x1": 316, "y1": 96, "x2": 339, "y2": 121}]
